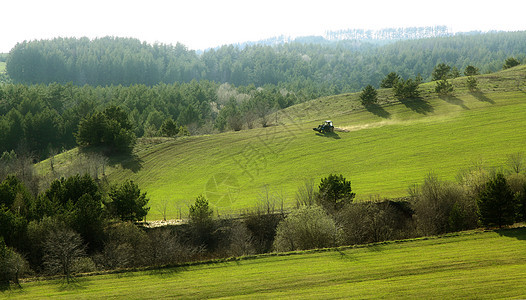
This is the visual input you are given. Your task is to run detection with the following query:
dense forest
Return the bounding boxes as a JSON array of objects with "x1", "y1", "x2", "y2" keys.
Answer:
[
  {"x1": 6, "y1": 31, "x2": 526, "y2": 90},
  {"x1": 0, "y1": 81, "x2": 299, "y2": 159}
]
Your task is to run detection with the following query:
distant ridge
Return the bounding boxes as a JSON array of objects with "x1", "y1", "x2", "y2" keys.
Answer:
[
  {"x1": 228, "y1": 26, "x2": 454, "y2": 49},
  {"x1": 324, "y1": 26, "x2": 451, "y2": 41}
]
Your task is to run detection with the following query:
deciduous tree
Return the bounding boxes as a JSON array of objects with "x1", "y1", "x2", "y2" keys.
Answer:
[
  {"x1": 273, "y1": 205, "x2": 337, "y2": 251},
  {"x1": 43, "y1": 228, "x2": 86, "y2": 284}
]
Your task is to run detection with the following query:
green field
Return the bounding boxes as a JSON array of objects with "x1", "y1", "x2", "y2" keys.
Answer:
[
  {"x1": 5, "y1": 228, "x2": 526, "y2": 299},
  {"x1": 0, "y1": 61, "x2": 6, "y2": 73},
  {"x1": 38, "y1": 66, "x2": 526, "y2": 220}
]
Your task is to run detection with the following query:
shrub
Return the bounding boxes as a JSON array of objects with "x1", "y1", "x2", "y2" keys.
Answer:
[
  {"x1": 244, "y1": 211, "x2": 283, "y2": 254},
  {"x1": 411, "y1": 174, "x2": 477, "y2": 235},
  {"x1": 0, "y1": 237, "x2": 30, "y2": 289},
  {"x1": 273, "y1": 205, "x2": 338, "y2": 252},
  {"x1": 337, "y1": 200, "x2": 414, "y2": 245},
  {"x1": 101, "y1": 222, "x2": 149, "y2": 269}
]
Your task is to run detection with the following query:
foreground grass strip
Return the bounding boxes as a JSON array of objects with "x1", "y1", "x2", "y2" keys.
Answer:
[{"x1": 5, "y1": 228, "x2": 526, "y2": 299}]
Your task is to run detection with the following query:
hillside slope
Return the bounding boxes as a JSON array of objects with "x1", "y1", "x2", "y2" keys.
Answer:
[{"x1": 39, "y1": 66, "x2": 526, "y2": 220}]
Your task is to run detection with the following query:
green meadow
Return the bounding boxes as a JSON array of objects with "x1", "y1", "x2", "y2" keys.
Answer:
[
  {"x1": 38, "y1": 66, "x2": 526, "y2": 220},
  {"x1": 5, "y1": 228, "x2": 526, "y2": 299}
]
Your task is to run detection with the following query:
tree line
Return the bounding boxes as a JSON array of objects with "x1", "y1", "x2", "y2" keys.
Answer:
[
  {"x1": 0, "y1": 81, "x2": 296, "y2": 159},
  {"x1": 2, "y1": 154, "x2": 525, "y2": 288},
  {"x1": 6, "y1": 32, "x2": 526, "y2": 91}
]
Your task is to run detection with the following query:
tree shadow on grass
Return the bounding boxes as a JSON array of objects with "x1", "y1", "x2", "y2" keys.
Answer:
[
  {"x1": 365, "y1": 103, "x2": 391, "y2": 119},
  {"x1": 496, "y1": 227, "x2": 526, "y2": 241},
  {"x1": 56, "y1": 277, "x2": 90, "y2": 292},
  {"x1": 108, "y1": 152, "x2": 144, "y2": 173},
  {"x1": 315, "y1": 132, "x2": 341, "y2": 140},
  {"x1": 148, "y1": 266, "x2": 191, "y2": 278},
  {"x1": 79, "y1": 146, "x2": 144, "y2": 173},
  {"x1": 470, "y1": 90, "x2": 495, "y2": 104},
  {"x1": 439, "y1": 95, "x2": 469, "y2": 110},
  {"x1": 337, "y1": 250, "x2": 357, "y2": 262},
  {"x1": 398, "y1": 97, "x2": 434, "y2": 114}
]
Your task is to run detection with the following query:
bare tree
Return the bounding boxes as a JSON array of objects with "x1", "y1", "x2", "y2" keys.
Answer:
[
  {"x1": 156, "y1": 199, "x2": 170, "y2": 221},
  {"x1": 507, "y1": 152, "x2": 524, "y2": 174},
  {"x1": 257, "y1": 185, "x2": 276, "y2": 214},
  {"x1": 227, "y1": 221, "x2": 255, "y2": 257},
  {"x1": 295, "y1": 178, "x2": 317, "y2": 208},
  {"x1": 43, "y1": 228, "x2": 86, "y2": 284}
]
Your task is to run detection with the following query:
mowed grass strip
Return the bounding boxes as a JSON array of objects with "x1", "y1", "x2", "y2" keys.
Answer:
[{"x1": 6, "y1": 228, "x2": 526, "y2": 299}]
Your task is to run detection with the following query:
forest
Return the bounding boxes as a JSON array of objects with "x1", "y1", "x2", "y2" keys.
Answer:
[{"x1": 6, "y1": 31, "x2": 526, "y2": 90}]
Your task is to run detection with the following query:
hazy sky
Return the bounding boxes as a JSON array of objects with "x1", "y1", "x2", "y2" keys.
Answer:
[{"x1": 2, "y1": 0, "x2": 526, "y2": 52}]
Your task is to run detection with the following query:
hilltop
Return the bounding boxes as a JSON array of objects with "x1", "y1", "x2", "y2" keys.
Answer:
[{"x1": 37, "y1": 65, "x2": 526, "y2": 220}]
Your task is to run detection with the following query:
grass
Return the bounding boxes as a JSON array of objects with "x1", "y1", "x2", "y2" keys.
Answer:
[
  {"x1": 36, "y1": 66, "x2": 526, "y2": 220},
  {"x1": 5, "y1": 228, "x2": 526, "y2": 299},
  {"x1": 0, "y1": 61, "x2": 6, "y2": 73}
]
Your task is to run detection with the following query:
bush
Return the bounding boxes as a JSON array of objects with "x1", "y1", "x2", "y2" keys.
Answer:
[
  {"x1": 101, "y1": 222, "x2": 149, "y2": 269},
  {"x1": 337, "y1": 200, "x2": 414, "y2": 245},
  {"x1": 244, "y1": 211, "x2": 283, "y2": 254},
  {"x1": 411, "y1": 174, "x2": 477, "y2": 235},
  {"x1": 273, "y1": 205, "x2": 338, "y2": 252},
  {"x1": 0, "y1": 237, "x2": 30, "y2": 289}
]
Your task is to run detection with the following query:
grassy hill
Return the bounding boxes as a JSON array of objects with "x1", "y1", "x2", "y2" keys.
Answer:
[
  {"x1": 5, "y1": 228, "x2": 526, "y2": 298},
  {"x1": 38, "y1": 66, "x2": 526, "y2": 220}
]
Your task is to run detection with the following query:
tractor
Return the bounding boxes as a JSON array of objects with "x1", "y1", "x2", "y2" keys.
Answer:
[{"x1": 313, "y1": 120, "x2": 334, "y2": 133}]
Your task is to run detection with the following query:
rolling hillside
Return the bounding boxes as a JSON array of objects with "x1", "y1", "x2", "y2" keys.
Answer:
[
  {"x1": 6, "y1": 228, "x2": 526, "y2": 298},
  {"x1": 39, "y1": 66, "x2": 526, "y2": 220}
]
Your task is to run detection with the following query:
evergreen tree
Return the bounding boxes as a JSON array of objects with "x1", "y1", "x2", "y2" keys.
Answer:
[
  {"x1": 380, "y1": 72, "x2": 400, "y2": 88},
  {"x1": 106, "y1": 180, "x2": 150, "y2": 222},
  {"x1": 359, "y1": 85, "x2": 378, "y2": 106},
  {"x1": 478, "y1": 173, "x2": 516, "y2": 228}
]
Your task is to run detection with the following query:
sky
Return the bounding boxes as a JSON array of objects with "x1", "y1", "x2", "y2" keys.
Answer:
[{"x1": 2, "y1": 0, "x2": 526, "y2": 53}]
